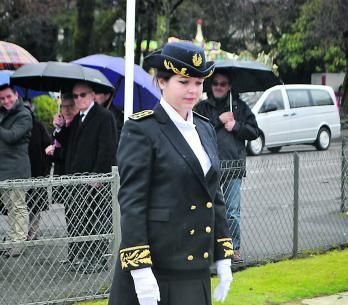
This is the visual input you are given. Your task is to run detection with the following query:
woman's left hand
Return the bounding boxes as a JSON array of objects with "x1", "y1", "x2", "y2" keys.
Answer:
[{"x1": 213, "y1": 259, "x2": 233, "y2": 302}]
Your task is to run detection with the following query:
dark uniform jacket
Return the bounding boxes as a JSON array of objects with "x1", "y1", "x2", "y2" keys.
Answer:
[
  {"x1": 0, "y1": 100, "x2": 32, "y2": 181},
  {"x1": 55, "y1": 103, "x2": 117, "y2": 174},
  {"x1": 195, "y1": 95, "x2": 259, "y2": 178},
  {"x1": 117, "y1": 104, "x2": 233, "y2": 272}
]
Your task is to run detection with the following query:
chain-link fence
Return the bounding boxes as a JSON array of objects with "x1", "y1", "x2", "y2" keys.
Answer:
[
  {"x1": 221, "y1": 150, "x2": 348, "y2": 264},
  {"x1": 0, "y1": 168, "x2": 120, "y2": 305},
  {"x1": 0, "y1": 153, "x2": 347, "y2": 305}
]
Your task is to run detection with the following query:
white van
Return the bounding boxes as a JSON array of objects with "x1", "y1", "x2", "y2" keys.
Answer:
[{"x1": 246, "y1": 85, "x2": 341, "y2": 155}]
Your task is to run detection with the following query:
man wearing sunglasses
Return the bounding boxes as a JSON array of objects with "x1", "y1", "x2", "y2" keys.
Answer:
[
  {"x1": 195, "y1": 71, "x2": 259, "y2": 264},
  {"x1": 54, "y1": 81, "x2": 117, "y2": 273}
]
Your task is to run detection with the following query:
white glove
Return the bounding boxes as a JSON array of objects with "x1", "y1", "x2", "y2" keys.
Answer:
[
  {"x1": 213, "y1": 259, "x2": 233, "y2": 302},
  {"x1": 130, "y1": 267, "x2": 160, "y2": 305}
]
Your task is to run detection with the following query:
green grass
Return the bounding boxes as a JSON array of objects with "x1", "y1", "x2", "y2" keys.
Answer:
[{"x1": 75, "y1": 249, "x2": 348, "y2": 305}]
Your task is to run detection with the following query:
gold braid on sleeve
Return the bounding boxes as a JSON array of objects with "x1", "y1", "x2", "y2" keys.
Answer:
[
  {"x1": 120, "y1": 245, "x2": 153, "y2": 270},
  {"x1": 217, "y1": 237, "x2": 234, "y2": 258}
]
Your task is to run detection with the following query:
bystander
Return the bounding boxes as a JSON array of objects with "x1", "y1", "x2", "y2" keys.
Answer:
[{"x1": 0, "y1": 84, "x2": 32, "y2": 257}]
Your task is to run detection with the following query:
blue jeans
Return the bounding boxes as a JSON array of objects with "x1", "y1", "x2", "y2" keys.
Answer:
[{"x1": 222, "y1": 178, "x2": 241, "y2": 250}]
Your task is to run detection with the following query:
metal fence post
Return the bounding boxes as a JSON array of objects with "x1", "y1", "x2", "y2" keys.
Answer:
[
  {"x1": 292, "y1": 152, "x2": 299, "y2": 258},
  {"x1": 341, "y1": 137, "x2": 347, "y2": 213},
  {"x1": 111, "y1": 166, "x2": 121, "y2": 266}
]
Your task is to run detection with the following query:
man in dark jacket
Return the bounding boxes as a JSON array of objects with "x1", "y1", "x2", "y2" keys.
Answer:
[
  {"x1": 24, "y1": 99, "x2": 52, "y2": 241},
  {"x1": 195, "y1": 71, "x2": 259, "y2": 263},
  {"x1": 0, "y1": 84, "x2": 32, "y2": 257},
  {"x1": 94, "y1": 88, "x2": 122, "y2": 157},
  {"x1": 54, "y1": 81, "x2": 117, "y2": 273}
]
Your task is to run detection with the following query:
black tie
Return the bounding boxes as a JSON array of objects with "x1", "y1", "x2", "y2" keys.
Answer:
[{"x1": 78, "y1": 113, "x2": 85, "y2": 128}]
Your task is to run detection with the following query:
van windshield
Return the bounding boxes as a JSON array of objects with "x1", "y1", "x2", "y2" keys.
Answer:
[{"x1": 240, "y1": 91, "x2": 263, "y2": 108}]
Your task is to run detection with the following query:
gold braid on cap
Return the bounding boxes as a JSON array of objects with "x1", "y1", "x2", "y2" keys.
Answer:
[
  {"x1": 164, "y1": 60, "x2": 190, "y2": 77},
  {"x1": 192, "y1": 53, "x2": 202, "y2": 67},
  {"x1": 163, "y1": 59, "x2": 214, "y2": 79},
  {"x1": 203, "y1": 70, "x2": 214, "y2": 79}
]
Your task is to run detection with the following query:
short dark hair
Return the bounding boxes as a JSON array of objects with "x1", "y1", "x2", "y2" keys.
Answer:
[
  {"x1": 0, "y1": 83, "x2": 16, "y2": 93},
  {"x1": 154, "y1": 69, "x2": 174, "y2": 81},
  {"x1": 212, "y1": 70, "x2": 231, "y2": 84},
  {"x1": 61, "y1": 92, "x2": 73, "y2": 100}
]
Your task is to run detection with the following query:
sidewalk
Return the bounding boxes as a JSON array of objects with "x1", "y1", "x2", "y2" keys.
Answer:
[
  {"x1": 302, "y1": 292, "x2": 348, "y2": 305},
  {"x1": 285, "y1": 292, "x2": 348, "y2": 305}
]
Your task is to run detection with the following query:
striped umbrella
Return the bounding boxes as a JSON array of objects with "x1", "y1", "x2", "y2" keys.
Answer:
[{"x1": 0, "y1": 41, "x2": 38, "y2": 70}]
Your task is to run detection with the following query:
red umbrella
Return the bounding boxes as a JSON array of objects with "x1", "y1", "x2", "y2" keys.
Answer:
[{"x1": 0, "y1": 41, "x2": 38, "y2": 70}]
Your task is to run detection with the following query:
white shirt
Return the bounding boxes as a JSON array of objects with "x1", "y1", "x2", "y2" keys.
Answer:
[
  {"x1": 160, "y1": 98, "x2": 211, "y2": 175},
  {"x1": 79, "y1": 101, "x2": 95, "y2": 122}
]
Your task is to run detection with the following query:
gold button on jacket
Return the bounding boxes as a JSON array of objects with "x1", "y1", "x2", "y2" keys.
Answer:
[
  {"x1": 116, "y1": 105, "x2": 232, "y2": 272},
  {"x1": 206, "y1": 202, "x2": 213, "y2": 208}
]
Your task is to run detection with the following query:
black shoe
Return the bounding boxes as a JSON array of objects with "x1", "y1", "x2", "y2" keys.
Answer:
[{"x1": 232, "y1": 250, "x2": 244, "y2": 264}]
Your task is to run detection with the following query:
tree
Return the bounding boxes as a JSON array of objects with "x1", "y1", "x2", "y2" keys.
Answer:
[
  {"x1": 277, "y1": 0, "x2": 347, "y2": 83},
  {"x1": 73, "y1": 0, "x2": 96, "y2": 58},
  {"x1": 0, "y1": 0, "x2": 66, "y2": 61}
]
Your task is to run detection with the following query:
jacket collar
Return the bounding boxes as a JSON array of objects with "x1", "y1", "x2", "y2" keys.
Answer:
[{"x1": 153, "y1": 104, "x2": 215, "y2": 198}]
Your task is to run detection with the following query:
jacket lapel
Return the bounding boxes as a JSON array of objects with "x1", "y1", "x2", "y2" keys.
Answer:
[
  {"x1": 194, "y1": 117, "x2": 219, "y2": 173},
  {"x1": 154, "y1": 105, "x2": 209, "y2": 191},
  {"x1": 76, "y1": 103, "x2": 97, "y2": 136}
]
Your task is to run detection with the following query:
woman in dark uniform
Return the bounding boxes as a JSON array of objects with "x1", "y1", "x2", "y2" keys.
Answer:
[{"x1": 109, "y1": 41, "x2": 233, "y2": 305}]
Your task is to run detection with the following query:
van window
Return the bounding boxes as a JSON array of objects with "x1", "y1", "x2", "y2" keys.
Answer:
[
  {"x1": 287, "y1": 89, "x2": 311, "y2": 108},
  {"x1": 259, "y1": 89, "x2": 284, "y2": 113},
  {"x1": 310, "y1": 89, "x2": 334, "y2": 106}
]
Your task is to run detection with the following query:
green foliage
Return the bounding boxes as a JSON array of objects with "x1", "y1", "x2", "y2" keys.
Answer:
[
  {"x1": 90, "y1": 8, "x2": 123, "y2": 56},
  {"x1": 73, "y1": 0, "x2": 96, "y2": 58},
  {"x1": 33, "y1": 95, "x2": 57, "y2": 130},
  {"x1": 277, "y1": 0, "x2": 346, "y2": 73},
  {"x1": 55, "y1": 9, "x2": 77, "y2": 61}
]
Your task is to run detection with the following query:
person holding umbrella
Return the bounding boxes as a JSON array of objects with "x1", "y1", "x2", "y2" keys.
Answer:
[
  {"x1": 54, "y1": 81, "x2": 117, "y2": 273},
  {"x1": 109, "y1": 41, "x2": 233, "y2": 305},
  {"x1": 195, "y1": 70, "x2": 260, "y2": 264}
]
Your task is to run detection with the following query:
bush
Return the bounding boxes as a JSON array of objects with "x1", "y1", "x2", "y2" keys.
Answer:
[{"x1": 32, "y1": 95, "x2": 58, "y2": 131}]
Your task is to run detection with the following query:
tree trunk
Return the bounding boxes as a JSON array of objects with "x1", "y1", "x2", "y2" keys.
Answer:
[{"x1": 74, "y1": 0, "x2": 95, "y2": 58}]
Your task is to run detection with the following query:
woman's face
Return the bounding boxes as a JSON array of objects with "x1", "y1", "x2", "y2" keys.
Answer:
[{"x1": 158, "y1": 74, "x2": 204, "y2": 115}]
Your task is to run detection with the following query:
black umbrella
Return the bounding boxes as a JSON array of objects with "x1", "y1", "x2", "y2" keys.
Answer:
[
  {"x1": 207, "y1": 59, "x2": 282, "y2": 93},
  {"x1": 10, "y1": 61, "x2": 114, "y2": 93}
]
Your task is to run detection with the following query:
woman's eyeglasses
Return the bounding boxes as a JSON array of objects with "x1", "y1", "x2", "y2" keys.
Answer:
[
  {"x1": 72, "y1": 91, "x2": 91, "y2": 99},
  {"x1": 212, "y1": 81, "x2": 229, "y2": 87}
]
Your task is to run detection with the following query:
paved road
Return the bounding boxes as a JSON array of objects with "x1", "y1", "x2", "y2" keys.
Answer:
[{"x1": 240, "y1": 137, "x2": 347, "y2": 262}]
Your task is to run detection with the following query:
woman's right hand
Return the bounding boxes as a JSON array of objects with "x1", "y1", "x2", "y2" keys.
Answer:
[
  {"x1": 53, "y1": 113, "x2": 65, "y2": 129},
  {"x1": 219, "y1": 111, "x2": 234, "y2": 124},
  {"x1": 45, "y1": 144, "x2": 55, "y2": 156},
  {"x1": 130, "y1": 267, "x2": 160, "y2": 305}
]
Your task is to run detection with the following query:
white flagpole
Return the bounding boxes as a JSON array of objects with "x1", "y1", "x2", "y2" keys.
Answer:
[
  {"x1": 229, "y1": 91, "x2": 232, "y2": 112},
  {"x1": 124, "y1": 0, "x2": 136, "y2": 122}
]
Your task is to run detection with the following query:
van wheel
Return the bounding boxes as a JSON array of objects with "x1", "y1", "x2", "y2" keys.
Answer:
[
  {"x1": 315, "y1": 127, "x2": 331, "y2": 151},
  {"x1": 247, "y1": 136, "x2": 264, "y2": 156},
  {"x1": 268, "y1": 146, "x2": 282, "y2": 153}
]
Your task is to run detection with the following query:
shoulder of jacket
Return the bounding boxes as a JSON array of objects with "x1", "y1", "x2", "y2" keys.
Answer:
[
  {"x1": 193, "y1": 111, "x2": 210, "y2": 122},
  {"x1": 129, "y1": 110, "x2": 154, "y2": 121}
]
